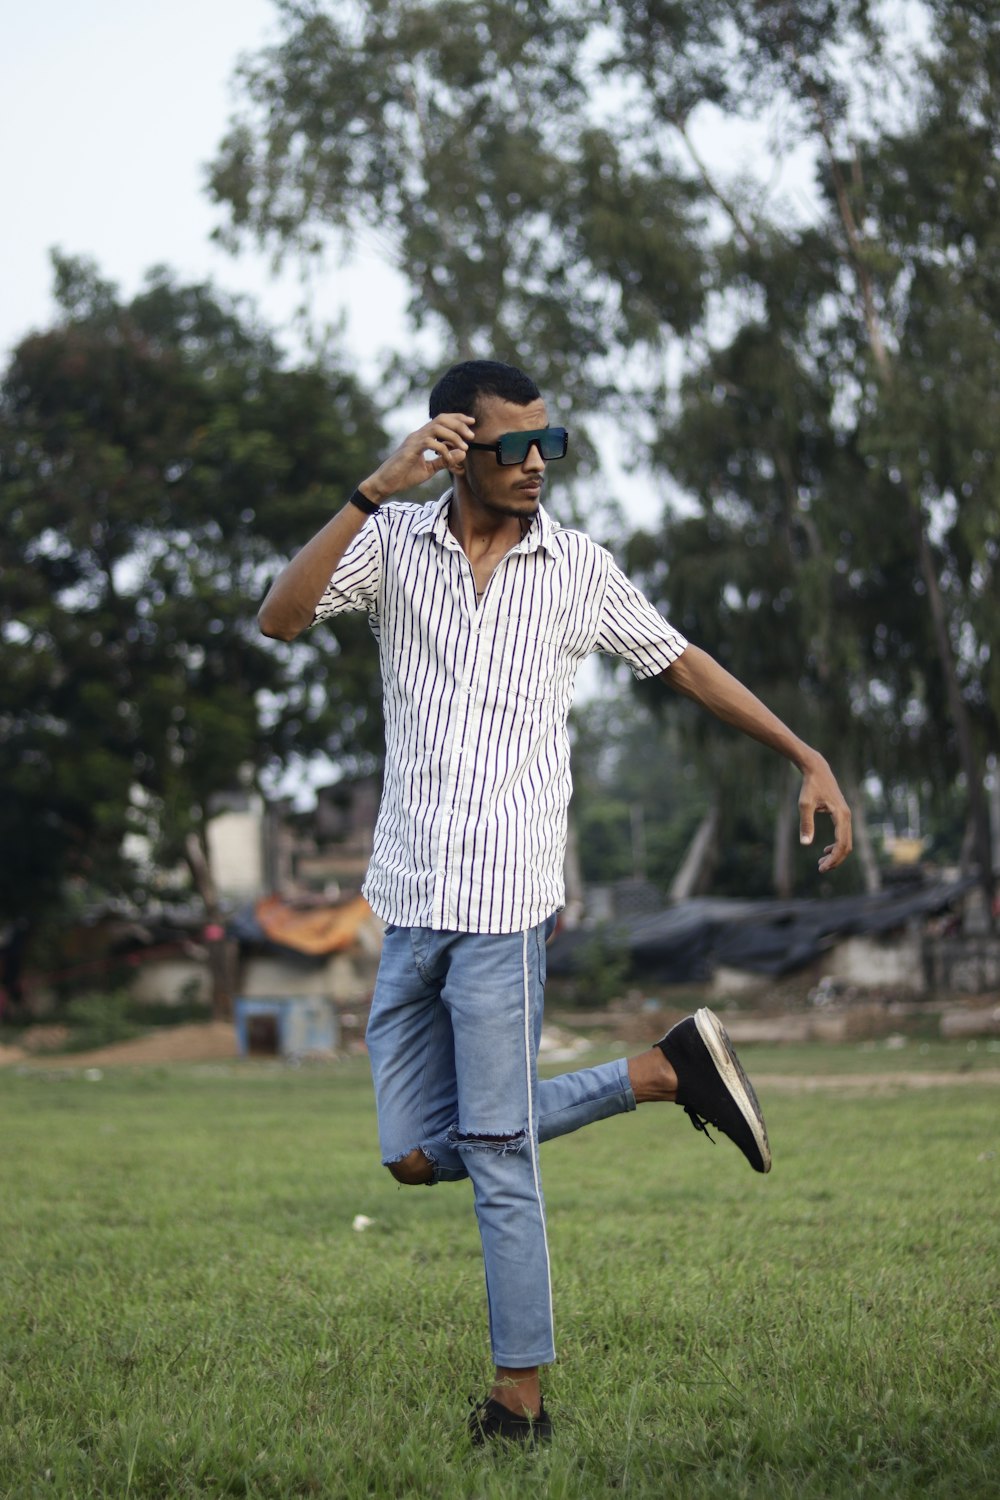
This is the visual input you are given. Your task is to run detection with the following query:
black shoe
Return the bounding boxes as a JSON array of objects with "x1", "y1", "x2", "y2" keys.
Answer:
[
  {"x1": 657, "y1": 1007, "x2": 772, "y2": 1173},
  {"x1": 468, "y1": 1394, "x2": 552, "y2": 1446}
]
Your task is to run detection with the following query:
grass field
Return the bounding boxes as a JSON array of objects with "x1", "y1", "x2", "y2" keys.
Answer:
[{"x1": 1, "y1": 1045, "x2": 998, "y2": 1498}]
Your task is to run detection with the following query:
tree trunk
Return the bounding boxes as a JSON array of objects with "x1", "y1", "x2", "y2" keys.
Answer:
[
  {"x1": 772, "y1": 766, "x2": 798, "y2": 899},
  {"x1": 989, "y1": 757, "x2": 1000, "y2": 879},
  {"x1": 629, "y1": 803, "x2": 647, "y2": 882},
  {"x1": 669, "y1": 802, "x2": 721, "y2": 901},
  {"x1": 562, "y1": 810, "x2": 584, "y2": 930},
  {"x1": 846, "y1": 773, "x2": 882, "y2": 895},
  {"x1": 184, "y1": 829, "x2": 235, "y2": 1020},
  {"x1": 907, "y1": 507, "x2": 994, "y2": 913}
]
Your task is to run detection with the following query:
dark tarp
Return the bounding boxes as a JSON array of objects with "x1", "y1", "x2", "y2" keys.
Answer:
[{"x1": 546, "y1": 879, "x2": 974, "y2": 982}]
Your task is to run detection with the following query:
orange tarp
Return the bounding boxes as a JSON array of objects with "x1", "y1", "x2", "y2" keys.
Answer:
[{"x1": 254, "y1": 894, "x2": 374, "y2": 956}]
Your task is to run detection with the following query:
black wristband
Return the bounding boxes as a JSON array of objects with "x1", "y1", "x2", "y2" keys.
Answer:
[{"x1": 348, "y1": 487, "x2": 380, "y2": 516}]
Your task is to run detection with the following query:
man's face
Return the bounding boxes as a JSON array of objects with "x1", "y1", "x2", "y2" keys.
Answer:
[{"x1": 457, "y1": 395, "x2": 550, "y2": 521}]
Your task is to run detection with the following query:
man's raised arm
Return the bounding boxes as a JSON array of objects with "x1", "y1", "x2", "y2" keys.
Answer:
[
  {"x1": 257, "y1": 412, "x2": 476, "y2": 641},
  {"x1": 662, "y1": 644, "x2": 853, "y2": 873}
]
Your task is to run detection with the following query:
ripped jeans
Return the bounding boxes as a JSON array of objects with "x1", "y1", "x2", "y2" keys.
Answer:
[{"x1": 365, "y1": 918, "x2": 636, "y2": 1367}]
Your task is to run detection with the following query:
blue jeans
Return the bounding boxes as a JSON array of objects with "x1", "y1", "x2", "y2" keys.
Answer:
[{"x1": 365, "y1": 917, "x2": 636, "y2": 1367}]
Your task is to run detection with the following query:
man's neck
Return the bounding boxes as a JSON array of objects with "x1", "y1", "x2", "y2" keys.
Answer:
[{"x1": 447, "y1": 488, "x2": 532, "y2": 561}]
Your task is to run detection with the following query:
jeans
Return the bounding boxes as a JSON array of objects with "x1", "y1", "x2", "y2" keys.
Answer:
[{"x1": 365, "y1": 917, "x2": 636, "y2": 1367}]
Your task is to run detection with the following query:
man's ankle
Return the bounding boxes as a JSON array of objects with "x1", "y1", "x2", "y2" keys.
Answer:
[
  {"x1": 491, "y1": 1368, "x2": 541, "y2": 1418},
  {"x1": 628, "y1": 1045, "x2": 678, "y2": 1104}
]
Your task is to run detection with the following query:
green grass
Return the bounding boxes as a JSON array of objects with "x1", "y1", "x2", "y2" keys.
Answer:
[
  {"x1": 1, "y1": 1055, "x2": 997, "y2": 1498},
  {"x1": 573, "y1": 1035, "x2": 1000, "y2": 1080},
  {"x1": 705, "y1": 1035, "x2": 1000, "y2": 1076}
]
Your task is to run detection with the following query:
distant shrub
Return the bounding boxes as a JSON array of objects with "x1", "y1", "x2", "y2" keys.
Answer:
[
  {"x1": 61, "y1": 991, "x2": 145, "y2": 1052},
  {"x1": 568, "y1": 924, "x2": 631, "y2": 1009}
]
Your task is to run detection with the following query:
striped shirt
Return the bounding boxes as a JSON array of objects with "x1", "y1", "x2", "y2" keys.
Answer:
[{"x1": 313, "y1": 490, "x2": 687, "y2": 933}]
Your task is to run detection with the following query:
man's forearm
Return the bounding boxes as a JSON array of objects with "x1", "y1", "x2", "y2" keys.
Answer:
[
  {"x1": 662, "y1": 646, "x2": 817, "y2": 768},
  {"x1": 257, "y1": 494, "x2": 374, "y2": 642},
  {"x1": 258, "y1": 411, "x2": 476, "y2": 643}
]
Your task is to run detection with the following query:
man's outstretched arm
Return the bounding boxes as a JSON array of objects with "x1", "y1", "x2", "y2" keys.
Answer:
[{"x1": 662, "y1": 644, "x2": 853, "y2": 873}]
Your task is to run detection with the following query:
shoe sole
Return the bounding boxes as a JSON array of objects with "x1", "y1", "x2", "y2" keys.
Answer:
[{"x1": 694, "y1": 1007, "x2": 772, "y2": 1173}]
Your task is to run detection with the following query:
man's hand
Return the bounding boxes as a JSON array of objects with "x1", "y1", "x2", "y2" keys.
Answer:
[
  {"x1": 798, "y1": 755, "x2": 853, "y2": 873},
  {"x1": 257, "y1": 411, "x2": 477, "y2": 641},
  {"x1": 363, "y1": 412, "x2": 477, "y2": 503}
]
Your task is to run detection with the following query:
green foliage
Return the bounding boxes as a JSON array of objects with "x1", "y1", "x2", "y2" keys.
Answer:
[
  {"x1": 571, "y1": 692, "x2": 712, "y2": 885},
  {"x1": 0, "y1": 255, "x2": 387, "y2": 929},
  {"x1": 59, "y1": 991, "x2": 145, "y2": 1052},
  {"x1": 209, "y1": 0, "x2": 1000, "y2": 896},
  {"x1": 568, "y1": 921, "x2": 632, "y2": 1007},
  {"x1": 571, "y1": 689, "x2": 868, "y2": 896},
  {"x1": 208, "y1": 0, "x2": 707, "y2": 419}
]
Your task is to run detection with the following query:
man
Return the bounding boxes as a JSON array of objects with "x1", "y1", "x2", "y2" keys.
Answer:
[{"x1": 259, "y1": 360, "x2": 852, "y2": 1446}]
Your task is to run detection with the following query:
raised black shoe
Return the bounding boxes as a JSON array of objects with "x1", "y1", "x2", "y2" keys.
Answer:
[
  {"x1": 657, "y1": 1007, "x2": 772, "y2": 1173},
  {"x1": 468, "y1": 1394, "x2": 552, "y2": 1446}
]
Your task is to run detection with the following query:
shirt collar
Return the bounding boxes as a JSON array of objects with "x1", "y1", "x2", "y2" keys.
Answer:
[{"x1": 414, "y1": 488, "x2": 558, "y2": 556}]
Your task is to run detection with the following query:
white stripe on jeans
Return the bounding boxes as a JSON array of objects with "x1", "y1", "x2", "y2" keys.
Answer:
[{"x1": 522, "y1": 927, "x2": 554, "y2": 1357}]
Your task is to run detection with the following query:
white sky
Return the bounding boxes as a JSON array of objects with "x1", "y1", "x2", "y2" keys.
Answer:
[{"x1": 1, "y1": 0, "x2": 412, "y2": 374}]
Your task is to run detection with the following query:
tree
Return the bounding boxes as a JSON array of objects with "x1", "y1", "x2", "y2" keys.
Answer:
[
  {"x1": 859, "y1": 0, "x2": 1000, "y2": 894},
  {"x1": 610, "y1": 0, "x2": 998, "y2": 903},
  {"x1": 627, "y1": 230, "x2": 940, "y2": 896},
  {"x1": 570, "y1": 695, "x2": 711, "y2": 889},
  {"x1": 0, "y1": 255, "x2": 386, "y2": 1005},
  {"x1": 208, "y1": 2, "x2": 707, "y2": 440},
  {"x1": 209, "y1": 0, "x2": 998, "y2": 910}
]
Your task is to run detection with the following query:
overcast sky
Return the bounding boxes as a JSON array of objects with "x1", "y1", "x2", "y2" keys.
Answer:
[{"x1": 2, "y1": 0, "x2": 411, "y2": 374}]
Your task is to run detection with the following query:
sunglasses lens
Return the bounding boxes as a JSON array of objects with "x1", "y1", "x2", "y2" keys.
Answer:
[
  {"x1": 497, "y1": 429, "x2": 568, "y2": 464},
  {"x1": 498, "y1": 433, "x2": 530, "y2": 464},
  {"x1": 539, "y1": 428, "x2": 568, "y2": 460}
]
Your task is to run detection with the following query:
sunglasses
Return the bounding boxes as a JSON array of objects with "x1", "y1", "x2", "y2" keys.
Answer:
[{"x1": 465, "y1": 426, "x2": 569, "y2": 466}]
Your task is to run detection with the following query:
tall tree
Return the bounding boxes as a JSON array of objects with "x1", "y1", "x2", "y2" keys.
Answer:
[
  {"x1": 208, "y1": 1, "x2": 707, "y2": 420},
  {"x1": 210, "y1": 0, "x2": 998, "y2": 908},
  {"x1": 860, "y1": 0, "x2": 1000, "y2": 891},
  {"x1": 610, "y1": 0, "x2": 998, "y2": 903},
  {"x1": 0, "y1": 255, "x2": 386, "y2": 1001}
]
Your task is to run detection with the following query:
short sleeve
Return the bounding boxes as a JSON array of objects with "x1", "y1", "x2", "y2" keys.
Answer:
[
  {"x1": 312, "y1": 515, "x2": 384, "y2": 624},
  {"x1": 593, "y1": 557, "x2": 688, "y2": 678}
]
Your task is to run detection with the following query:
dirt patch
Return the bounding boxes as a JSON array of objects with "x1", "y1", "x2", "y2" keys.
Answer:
[
  {"x1": 17, "y1": 1024, "x2": 72, "y2": 1054},
  {"x1": 4, "y1": 1021, "x2": 239, "y2": 1069}
]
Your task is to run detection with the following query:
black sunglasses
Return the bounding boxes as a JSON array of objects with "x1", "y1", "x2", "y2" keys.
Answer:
[{"x1": 466, "y1": 426, "x2": 569, "y2": 466}]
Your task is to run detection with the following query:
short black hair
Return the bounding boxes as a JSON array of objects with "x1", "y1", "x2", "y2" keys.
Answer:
[{"x1": 429, "y1": 360, "x2": 541, "y2": 419}]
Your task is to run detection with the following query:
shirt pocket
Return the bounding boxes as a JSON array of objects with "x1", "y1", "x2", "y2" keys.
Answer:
[{"x1": 494, "y1": 615, "x2": 561, "y2": 703}]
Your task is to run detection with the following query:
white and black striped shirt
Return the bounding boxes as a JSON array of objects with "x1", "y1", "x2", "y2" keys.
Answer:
[{"x1": 314, "y1": 491, "x2": 687, "y2": 933}]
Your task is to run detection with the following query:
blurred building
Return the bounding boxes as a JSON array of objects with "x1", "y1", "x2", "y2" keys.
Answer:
[{"x1": 206, "y1": 775, "x2": 381, "y2": 904}]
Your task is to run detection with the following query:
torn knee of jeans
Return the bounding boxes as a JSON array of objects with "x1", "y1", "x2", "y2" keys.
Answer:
[
  {"x1": 384, "y1": 1146, "x2": 436, "y2": 1185},
  {"x1": 450, "y1": 1127, "x2": 528, "y2": 1156}
]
